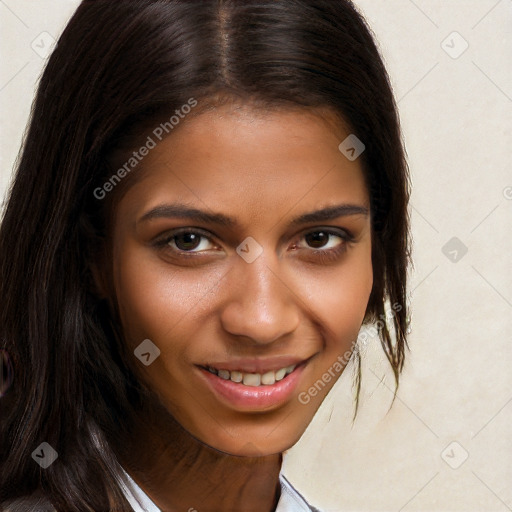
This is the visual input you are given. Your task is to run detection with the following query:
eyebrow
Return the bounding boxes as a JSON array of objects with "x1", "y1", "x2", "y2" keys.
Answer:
[{"x1": 138, "y1": 202, "x2": 369, "y2": 226}]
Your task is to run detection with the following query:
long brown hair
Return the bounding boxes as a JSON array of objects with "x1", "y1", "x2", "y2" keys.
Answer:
[{"x1": 0, "y1": 1, "x2": 411, "y2": 509}]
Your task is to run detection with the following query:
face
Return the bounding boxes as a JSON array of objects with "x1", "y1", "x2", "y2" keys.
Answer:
[{"x1": 107, "y1": 104, "x2": 373, "y2": 456}]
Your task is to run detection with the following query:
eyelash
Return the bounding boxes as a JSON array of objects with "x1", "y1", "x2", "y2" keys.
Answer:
[{"x1": 154, "y1": 227, "x2": 355, "y2": 264}]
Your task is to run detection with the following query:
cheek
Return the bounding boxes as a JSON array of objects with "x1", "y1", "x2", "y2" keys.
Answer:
[
  {"x1": 112, "y1": 239, "x2": 222, "y2": 349},
  {"x1": 299, "y1": 244, "x2": 373, "y2": 350},
  {"x1": 112, "y1": 237, "x2": 174, "y2": 347}
]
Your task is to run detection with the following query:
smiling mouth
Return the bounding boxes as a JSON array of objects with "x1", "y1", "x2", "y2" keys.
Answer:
[{"x1": 200, "y1": 364, "x2": 298, "y2": 387}]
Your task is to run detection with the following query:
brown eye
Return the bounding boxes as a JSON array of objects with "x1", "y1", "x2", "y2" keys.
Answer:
[
  {"x1": 293, "y1": 228, "x2": 355, "y2": 264},
  {"x1": 304, "y1": 231, "x2": 331, "y2": 249},
  {"x1": 173, "y1": 232, "x2": 203, "y2": 251},
  {"x1": 158, "y1": 228, "x2": 218, "y2": 254},
  {"x1": 300, "y1": 229, "x2": 350, "y2": 251}
]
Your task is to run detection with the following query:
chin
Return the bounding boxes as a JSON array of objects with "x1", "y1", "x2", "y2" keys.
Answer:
[{"x1": 189, "y1": 413, "x2": 312, "y2": 458}]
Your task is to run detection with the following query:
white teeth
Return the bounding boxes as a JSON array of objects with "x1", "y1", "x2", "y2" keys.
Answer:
[
  {"x1": 218, "y1": 369, "x2": 230, "y2": 380},
  {"x1": 206, "y1": 364, "x2": 298, "y2": 387},
  {"x1": 230, "y1": 370, "x2": 243, "y2": 383},
  {"x1": 275, "y1": 368, "x2": 287, "y2": 381},
  {"x1": 285, "y1": 365, "x2": 296, "y2": 375},
  {"x1": 261, "y1": 371, "x2": 276, "y2": 385},
  {"x1": 243, "y1": 373, "x2": 261, "y2": 386}
]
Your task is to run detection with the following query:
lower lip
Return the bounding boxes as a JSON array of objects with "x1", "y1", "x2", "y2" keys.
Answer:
[{"x1": 197, "y1": 363, "x2": 307, "y2": 411}]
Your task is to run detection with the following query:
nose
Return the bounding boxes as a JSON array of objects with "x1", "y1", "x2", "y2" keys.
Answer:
[{"x1": 219, "y1": 250, "x2": 300, "y2": 345}]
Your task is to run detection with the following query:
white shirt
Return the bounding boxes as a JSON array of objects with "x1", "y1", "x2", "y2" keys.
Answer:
[{"x1": 120, "y1": 467, "x2": 320, "y2": 512}]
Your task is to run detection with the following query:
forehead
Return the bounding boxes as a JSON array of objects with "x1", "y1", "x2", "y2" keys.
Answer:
[{"x1": 115, "y1": 104, "x2": 370, "y2": 226}]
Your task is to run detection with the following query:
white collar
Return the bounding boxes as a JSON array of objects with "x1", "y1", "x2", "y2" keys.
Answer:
[{"x1": 119, "y1": 466, "x2": 317, "y2": 512}]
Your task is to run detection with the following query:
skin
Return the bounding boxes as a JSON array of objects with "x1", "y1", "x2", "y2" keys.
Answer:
[{"x1": 98, "y1": 104, "x2": 373, "y2": 511}]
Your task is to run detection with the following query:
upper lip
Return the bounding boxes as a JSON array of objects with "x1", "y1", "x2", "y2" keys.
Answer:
[{"x1": 199, "y1": 355, "x2": 312, "y2": 374}]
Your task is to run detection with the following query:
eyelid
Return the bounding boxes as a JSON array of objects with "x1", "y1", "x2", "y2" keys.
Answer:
[
  {"x1": 155, "y1": 227, "x2": 220, "y2": 252},
  {"x1": 299, "y1": 226, "x2": 353, "y2": 241},
  {"x1": 291, "y1": 228, "x2": 354, "y2": 261},
  {"x1": 154, "y1": 226, "x2": 354, "y2": 256}
]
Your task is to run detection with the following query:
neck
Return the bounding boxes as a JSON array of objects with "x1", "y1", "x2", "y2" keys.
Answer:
[{"x1": 112, "y1": 398, "x2": 283, "y2": 512}]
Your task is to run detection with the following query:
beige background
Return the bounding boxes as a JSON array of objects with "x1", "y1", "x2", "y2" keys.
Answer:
[{"x1": 1, "y1": 1, "x2": 511, "y2": 511}]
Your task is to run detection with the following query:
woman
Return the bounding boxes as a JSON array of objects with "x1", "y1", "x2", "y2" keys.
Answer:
[{"x1": 0, "y1": 0, "x2": 411, "y2": 510}]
